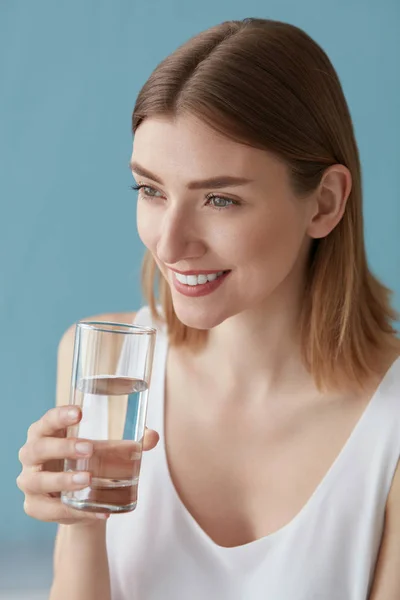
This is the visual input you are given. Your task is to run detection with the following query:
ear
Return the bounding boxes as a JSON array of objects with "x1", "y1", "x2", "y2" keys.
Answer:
[{"x1": 307, "y1": 164, "x2": 352, "y2": 239}]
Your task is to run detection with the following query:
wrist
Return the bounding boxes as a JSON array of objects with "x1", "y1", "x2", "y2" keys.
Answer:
[
  {"x1": 70, "y1": 518, "x2": 108, "y2": 533},
  {"x1": 60, "y1": 519, "x2": 108, "y2": 543}
]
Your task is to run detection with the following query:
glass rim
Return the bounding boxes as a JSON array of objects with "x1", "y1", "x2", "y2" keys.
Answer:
[{"x1": 77, "y1": 320, "x2": 157, "y2": 336}]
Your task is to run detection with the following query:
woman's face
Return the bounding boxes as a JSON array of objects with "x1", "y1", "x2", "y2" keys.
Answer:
[{"x1": 132, "y1": 114, "x2": 316, "y2": 330}]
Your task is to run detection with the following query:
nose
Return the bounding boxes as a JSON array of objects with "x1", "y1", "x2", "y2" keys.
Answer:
[{"x1": 156, "y1": 206, "x2": 206, "y2": 266}]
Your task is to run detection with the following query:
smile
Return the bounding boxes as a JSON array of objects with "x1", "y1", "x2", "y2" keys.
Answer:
[
  {"x1": 171, "y1": 269, "x2": 231, "y2": 297},
  {"x1": 174, "y1": 271, "x2": 225, "y2": 286}
]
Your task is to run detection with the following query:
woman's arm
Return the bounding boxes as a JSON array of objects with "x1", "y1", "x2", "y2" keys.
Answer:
[
  {"x1": 50, "y1": 312, "x2": 135, "y2": 600},
  {"x1": 17, "y1": 310, "x2": 158, "y2": 600},
  {"x1": 50, "y1": 521, "x2": 110, "y2": 600},
  {"x1": 368, "y1": 461, "x2": 400, "y2": 599}
]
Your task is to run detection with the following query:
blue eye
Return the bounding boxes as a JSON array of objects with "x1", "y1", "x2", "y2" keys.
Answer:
[
  {"x1": 206, "y1": 195, "x2": 238, "y2": 209},
  {"x1": 130, "y1": 184, "x2": 163, "y2": 198}
]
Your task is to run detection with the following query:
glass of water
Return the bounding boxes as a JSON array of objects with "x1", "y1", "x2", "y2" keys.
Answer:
[{"x1": 61, "y1": 320, "x2": 156, "y2": 513}]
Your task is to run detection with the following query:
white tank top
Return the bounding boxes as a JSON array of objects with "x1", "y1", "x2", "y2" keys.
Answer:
[{"x1": 106, "y1": 306, "x2": 400, "y2": 600}]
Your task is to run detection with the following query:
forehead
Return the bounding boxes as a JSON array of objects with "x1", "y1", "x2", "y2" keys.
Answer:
[{"x1": 132, "y1": 114, "x2": 279, "y2": 181}]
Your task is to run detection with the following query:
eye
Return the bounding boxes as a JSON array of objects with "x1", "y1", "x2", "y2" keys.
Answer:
[
  {"x1": 130, "y1": 184, "x2": 164, "y2": 199},
  {"x1": 206, "y1": 194, "x2": 239, "y2": 210}
]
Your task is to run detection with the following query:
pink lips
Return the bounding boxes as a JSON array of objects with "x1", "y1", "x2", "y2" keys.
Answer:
[
  {"x1": 170, "y1": 268, "x2": 224, "y2": 275},
  {"x1": 171, "y1": 270, "x2": 231, "y2": 297}
]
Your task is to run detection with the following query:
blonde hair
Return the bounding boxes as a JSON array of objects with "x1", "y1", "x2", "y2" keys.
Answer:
[{"x1": 134, "y1": 18, "x2": 399, "y2": 390}]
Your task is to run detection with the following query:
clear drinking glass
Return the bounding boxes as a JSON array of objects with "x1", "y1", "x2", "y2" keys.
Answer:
[{"x1": 61, "y1": 320, "x2": 156, "y2": 513}]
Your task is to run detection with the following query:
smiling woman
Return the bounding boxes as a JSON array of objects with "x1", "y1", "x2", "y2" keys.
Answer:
[
  {"x1": 131, "y1": 22, "x2": 399, "y2": 391},
  {"x1": 17, "y1": 17, "x2": 400, "y2": 600}
]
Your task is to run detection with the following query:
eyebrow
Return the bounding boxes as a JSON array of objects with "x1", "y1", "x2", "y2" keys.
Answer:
[{"x1": 129, "y1": 160, "x2": 253, "y2": 190}]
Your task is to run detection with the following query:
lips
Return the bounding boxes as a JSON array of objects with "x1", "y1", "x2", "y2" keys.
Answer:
[{"x1": 171, "y1": 270, "x2": 231, "y2": 297}]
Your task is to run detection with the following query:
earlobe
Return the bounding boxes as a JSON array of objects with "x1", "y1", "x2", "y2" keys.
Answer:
[{"x1": 307, "y1": 165, "x2": 352, "y2": 239}]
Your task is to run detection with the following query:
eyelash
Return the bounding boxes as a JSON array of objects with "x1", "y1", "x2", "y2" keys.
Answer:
[{"x1": 130, "y1": 184, "x2": 240, "y2": 210}]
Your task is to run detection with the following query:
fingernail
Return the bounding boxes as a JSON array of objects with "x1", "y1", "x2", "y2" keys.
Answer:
[
  {"x1": 96, "y1": 513, "x2": 109, "y2": 519},
  {"x1": 75, "y1": 442, "x2": 93, "y2": 455},
  {"x1": 72, "y1": 472, "x2": 90, "y2": 485},
  {"x1": 67, "y1": 407, "x2": 79, "y2": 421}
]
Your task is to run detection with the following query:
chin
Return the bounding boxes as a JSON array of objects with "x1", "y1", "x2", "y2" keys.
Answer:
[{"x1": 171, "y1": 296, "x2": 231, "y2": 331}]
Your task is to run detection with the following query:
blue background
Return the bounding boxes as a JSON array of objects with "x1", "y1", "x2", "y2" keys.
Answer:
[{"x1": 0, "y1": 0, "x2": 399, "y2": 592}]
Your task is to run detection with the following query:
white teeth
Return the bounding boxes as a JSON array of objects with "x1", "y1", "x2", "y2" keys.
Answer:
[
  {"x1": 187, "y1": 275, "x2": 198, "y2": 286},
  {"x1": 174, "y1": 271, "x2": 225, "y2": 286},
  {"x1": 175, "y1": 273, "x2": 189, "y2": 285}
]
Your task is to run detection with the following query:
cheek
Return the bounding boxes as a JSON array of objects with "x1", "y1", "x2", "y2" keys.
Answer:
[
  {"x1": 234, "y1": 208, "x2": 308, "y2": 280},
  {"x1": 136, "y1": 203, "x2": 159, "y2": 251}
]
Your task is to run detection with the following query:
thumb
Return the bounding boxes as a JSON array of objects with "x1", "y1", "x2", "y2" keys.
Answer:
[{"x1": 143, "y1": 428, "x2": 159, "y2": 451}]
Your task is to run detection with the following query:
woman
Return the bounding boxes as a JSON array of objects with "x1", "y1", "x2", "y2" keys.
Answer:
[{"x1": 17, "y1": 18, "x2": 400, "y2": 600}]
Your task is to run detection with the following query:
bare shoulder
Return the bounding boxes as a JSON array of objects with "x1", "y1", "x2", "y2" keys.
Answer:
[
  {"x1": 369, "y1": 460, "x2": 400, "y2": 599},
  {"x1": 56, "y1": 311, "x2": 137, "y2": 406},
  {"x1": 59, "y1": 311, "x2": 137, "y2": 349}
]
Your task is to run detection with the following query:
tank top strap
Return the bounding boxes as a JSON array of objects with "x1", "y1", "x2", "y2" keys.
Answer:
[
  {"x1": 133, "y1": 306, "x2": 158, "y2": 328},
  {"x1": 312, "y1": 356, "x2": 400, "y2": 515},
  {"x1": 351, "y1": 357, "x2": 400, "y2": 496}
]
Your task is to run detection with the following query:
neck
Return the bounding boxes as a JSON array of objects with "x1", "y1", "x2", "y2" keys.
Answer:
[{"x1": 205, "y1": 275, "x2": 314, "y2": 398}]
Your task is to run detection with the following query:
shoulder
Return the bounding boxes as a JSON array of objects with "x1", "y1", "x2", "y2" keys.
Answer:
[{"x1": 58, "y1": 311, "x2": 137, "y2": 351}]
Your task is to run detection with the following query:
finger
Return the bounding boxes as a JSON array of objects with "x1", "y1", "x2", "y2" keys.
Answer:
[
  {"x1": 19, "y1": 436, "x2": 93, "y2": 467},
  {"x1": 17, "y1": 470, "x2": 91, "y2": 495},
  {"x1": 27, "y1": 406, "x2": 82, "y2": 440},
  {"x1": 143, "y1": 428, "x2": 159, "y2": 451},
  {"x1": 23, "y1": 495, "x2": 108, "y2": 524}
]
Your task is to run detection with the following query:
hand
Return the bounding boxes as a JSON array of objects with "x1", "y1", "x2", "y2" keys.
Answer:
[{"x1": 17, "y1": 405, "x2": 159, "y2": 525}]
